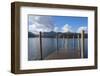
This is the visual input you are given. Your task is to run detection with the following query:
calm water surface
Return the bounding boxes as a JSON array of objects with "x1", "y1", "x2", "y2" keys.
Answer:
[{"x1": 28, "y1": 38, "x2": 88, "y2": 60}]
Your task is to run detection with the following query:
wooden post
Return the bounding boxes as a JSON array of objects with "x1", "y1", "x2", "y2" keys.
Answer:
[
  {"x1": 62, "y1": 35, "x2": 63, "y2": 48},
  {"x1": 73, "y1": 35, "x2": 74, "y2": 49},
  {"x1": 67, "y1": 36, "x2": 69, "y2": 49},
  {"x1": 63, "y1": 35, "x2": 65, "y2": 48},
  {"x1": 65, "y1": 35, "x2": 67, "y2": 49},
  {"x1": 78, "y1": 34, "x2": 80, "y2": 50},
  {"x1": 62, "y1": 36, "x2": 64, "y2": 48},
  {"x1": 56, "y1": 33, "x2": 59, "y2": 52},
  {"x1": 39, "y1": 32, "x2": 43, "y2": 60},
  {"x1": 81, "y1": 30, "x2": 85, "y2": 58}
]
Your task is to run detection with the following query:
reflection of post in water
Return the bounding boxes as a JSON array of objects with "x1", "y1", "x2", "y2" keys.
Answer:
[{"x1": 39, "y1": 32, "x2": 43, "y2": 60}]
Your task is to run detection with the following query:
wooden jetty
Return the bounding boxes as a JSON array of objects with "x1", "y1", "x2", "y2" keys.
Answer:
[
  {"x1": 45, "y1": 48, "x2": 81, "y2": 60},
  {"x1": 39, "y1": 30, "x2": 86, "y2": 60}
]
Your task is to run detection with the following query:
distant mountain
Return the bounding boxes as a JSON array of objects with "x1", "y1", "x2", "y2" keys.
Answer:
[
  {"x1": 28, "y1": 32, "x2": 38, "y2": 37},
  {"x1": 28, "y1": 31, "x2": 88, "y2": 38},
  {"x1": 43, "y1": 31, "x2": 57, "y2": 37},
  {"x1": 42, "y1": 31, "x2": 87, "y2": 38}
]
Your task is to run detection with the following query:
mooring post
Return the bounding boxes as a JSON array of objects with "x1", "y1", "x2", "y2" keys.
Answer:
[
  {"x1": 56, "y1": 33, "x2": 59, "y2": 52},
  {"x1": 67, "y1": 36, "x2": 69, "y2": 49},
  {"x1": 63, "y1": 35, "x2": 65, "y2": 48},
  {"x1": 65, "y1": 35, "x2": 67, "y2": 49},
  {"x1": 39, "y1": 32, "x2": 43, "y2": 60},
  {"x1": 62, "y1": 35, "x2": 63, "y2": 48},
  {"x1": 78, "y1": 34, "x2": 80, "y2": 50},
  {"x1": 73, "y1": 34, "x2": 74, "y2": 49},
  {"x1": 81, "y1": 30, "x2": 85, "y2": 58}
]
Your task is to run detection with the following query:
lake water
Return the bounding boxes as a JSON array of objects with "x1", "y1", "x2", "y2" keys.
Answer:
[{"x1": 28, "y1": 38, "x2": 88, "y2": 60}]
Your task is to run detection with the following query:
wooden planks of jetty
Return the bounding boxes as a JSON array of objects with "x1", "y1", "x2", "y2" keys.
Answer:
[{"x1": 45, "y1": 48, "x2": 81, "y2": 60}]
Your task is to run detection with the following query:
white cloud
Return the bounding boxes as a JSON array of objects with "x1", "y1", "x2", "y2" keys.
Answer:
[
  {"x1": 54, "y1": 27, "x2": 59, "y2": 32},
  {"x1": 53, "y1": 24, "x2": 72, "y2": 33},
  {"x1": 61, "y1": 24, "x2": 72, "y2": 32},
  {"x1": 77, "y1": 26, "x2": 88, "y2": 33},
  {"x1": 29, "y1": 15, "x2": 73, "y2": 34},
  {"x1": 29, "y1": 16, "x2": 54, "y2": 34}
]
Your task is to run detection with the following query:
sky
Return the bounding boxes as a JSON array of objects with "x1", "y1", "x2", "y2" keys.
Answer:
[{"x1": 28, "y1": 15, "x2": 88, "y2": 34}]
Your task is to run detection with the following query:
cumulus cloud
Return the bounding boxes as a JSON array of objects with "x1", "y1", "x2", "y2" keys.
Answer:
[
  {"x1": 54, "y1": 27, "x2": 59, "y2": 32},
  {"x1": 53, "y1": 24, "x2": 72, "y2": 32},
  {"x1": 29, "y1": 15, "x2": 73, "y2": 34},
  {"x1": 28, "y1": 16, "x2": 54, "y2": 34},
  {"x1": 77, "y1": 26, "x2": 88, "y2": 33},
  {"x1": 61, "y1": 24, "x2": 72, "y2": 32}
]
